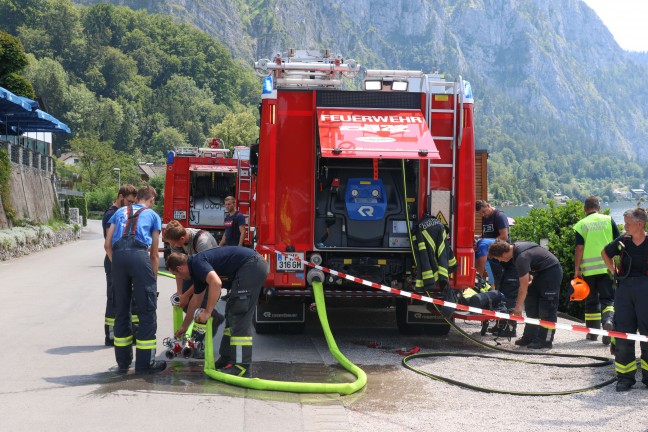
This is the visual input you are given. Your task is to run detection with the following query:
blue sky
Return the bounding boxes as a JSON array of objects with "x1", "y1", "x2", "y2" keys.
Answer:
[{"x1": 583, "y1": 0, "x2": 648, "y2": 52}]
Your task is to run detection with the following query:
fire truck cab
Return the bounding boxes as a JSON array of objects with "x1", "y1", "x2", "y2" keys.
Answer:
[
  {"x1": 163, "y1": 138, "x2": 254, "y2": 246},
  {"x1": 252, "y1": 49, "x2": 476, "y2": 334}
]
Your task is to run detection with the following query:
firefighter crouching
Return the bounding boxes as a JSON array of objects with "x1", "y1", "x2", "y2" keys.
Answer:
[
  {"x1": 163, "y1": 220, "x2": 223, "y2": 357},
  {"x1": 166, "y1": 247, "x2": 269, "y2": 378},
  {"x1": 462, "y1": 272, "x2": 519, "y2": 337},
  {"x1": 488, "y1": 240, "x2": 563, "y2": 349},
  {"x1": 601, "y1": 207, "x2": 648, "y2": 392},
  {"x1": 104, "y1": 185, "x2": 166, "y2": 374}
]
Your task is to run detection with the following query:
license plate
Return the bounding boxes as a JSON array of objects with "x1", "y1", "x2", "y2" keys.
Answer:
[
  {"x1": 276, "y1": 253, "x2": 304, "y2": 272},
  {"x1": 173, "y1": 210, "x2": 187, "y2": 219}
]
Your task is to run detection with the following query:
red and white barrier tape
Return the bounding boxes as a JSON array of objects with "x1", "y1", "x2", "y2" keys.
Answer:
[{"x1": 261, "y1": 245, "x2": 648, "y2": 343}]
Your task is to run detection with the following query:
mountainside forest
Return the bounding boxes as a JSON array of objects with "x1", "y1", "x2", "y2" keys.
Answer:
[{"x1": 2, "y1": 0, "x2": 648, "y2": 204}]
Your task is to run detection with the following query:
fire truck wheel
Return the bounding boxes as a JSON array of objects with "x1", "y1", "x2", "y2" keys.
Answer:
[
  {"x1": 423, "y1": 322, "x2": 451, "y2": 336},
  {"x1": 279, "y1": 322, "x2": 306, "y2": 334},
  {"x1": 253, "y1": 320, "x2": 281, "y2": 334}
]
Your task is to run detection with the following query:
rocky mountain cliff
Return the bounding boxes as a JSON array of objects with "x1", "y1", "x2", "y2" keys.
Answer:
[{"x1": 72, "y1": 0, "x2": 648, "y2": 200}]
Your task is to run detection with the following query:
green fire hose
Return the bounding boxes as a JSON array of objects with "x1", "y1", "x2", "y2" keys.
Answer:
[{"x1": 159, "y1": 271, "x2": 366, "y2": 394}]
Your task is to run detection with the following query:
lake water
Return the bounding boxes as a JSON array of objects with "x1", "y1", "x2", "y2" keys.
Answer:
[{"x1": 500, "y1": 201, "x2": 638, "y2": 225}]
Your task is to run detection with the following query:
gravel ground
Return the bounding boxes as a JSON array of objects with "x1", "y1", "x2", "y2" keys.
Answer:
[{"x1": 313, "y1": 314, "x2": 648, "y2": 432}]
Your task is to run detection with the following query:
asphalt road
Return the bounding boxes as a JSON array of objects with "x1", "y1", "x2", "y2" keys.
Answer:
[{"x1": 0, "y1": 220, "x2": 641, "y2": 432}]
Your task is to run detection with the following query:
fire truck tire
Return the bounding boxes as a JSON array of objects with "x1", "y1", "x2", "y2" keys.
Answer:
[
  {"x1": 253, "y1": 320, "x2": 306, "y2": 334},
  {"x1": 279, "y1": 322, "x2": 306, "y2": 334},
  {"x1": 252, "y1": 320, "x2": 281, "y2": 334},
  {"x1": 423, "y1": 322, "x2": 451, "y2": 336}
]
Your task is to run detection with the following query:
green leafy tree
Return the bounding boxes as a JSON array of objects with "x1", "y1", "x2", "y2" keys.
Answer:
[
  {"x1": 0, "y1": 31, "x2": 35, "y2": 98},
  {"x1": 17, "y1": 26, "x2": 53, "y2": 59},
  {"x1": 70, "y1": 135, "x2": 137, "y2": 190},
  {"x1": 96, "y1": 46, "x2": 139, "y2": 98},
  {"x1": 147, "y1": 173, "x2": 166, "y2": 217},
  {"x1": 0, "y1": 0, "x2": 46, "y2": 34},
  {"x1": 23, "y1": 56, "x2": 69, "y2": 114},
  {"x1": 151, "y1": 74, "x2": 221, "y2": 145},
  {"x1": 150, "y1": 126, "x2": 187, "y2": 160},
  {"x1": 45, "y1": 0, "x2": 83, "y2": 57},
  {"x1": 209, "y1": 110, "x2": 259, "y2": 149},
  {"x1": 510, "y1": 200, "x2": 587, "y2": 317},
  {"x1": 85, "y1": 186, "x2": 119, "y2": 212}
]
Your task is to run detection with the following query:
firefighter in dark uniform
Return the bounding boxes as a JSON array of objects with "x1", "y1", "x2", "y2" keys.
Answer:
[
  {"x1": 104, "y1": 186, "x2": 166, "y2": 374},
  {"x1": 573, "y1": 196, "x2": 620, "y2": 344},
  {"x1": 601, "y1": 207, "x2": 648, "y2": 392},
  {"x1": 101, "y1": 184, "x2": 136, "y2": 346},
  {"x1": 166, "y1": 247, "x2": 269, "y2": 378},
  {"x1": 163, "y1": 219, "x2": 223, "y2": 357},
  {"x1": 488, "y1": 239, "x2": 563, "y2": 349}
]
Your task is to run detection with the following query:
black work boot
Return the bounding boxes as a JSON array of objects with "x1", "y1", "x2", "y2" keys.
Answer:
[
  {"x1": 220, "y1": 363, "x2": 250, "y2": 378},
  {"x1": 528, "y1": 340, "x2": 553, "y2": 349},
  {"x1": 214, "y1": 356, "x2": 232, "y2": 369},
  {"x1": 515, "y1": 336, "x2": 533, "y2": 346},
  {"x1": 616, "y1": 380, "x2": 634, "y2": 392},
  {"x1": 135, "y1": 360, "x2": 167, "y2": 375},
  {"x1": 586, "y1": 334, "x2": 599, "y2": 341},
  {"x1": 115, "y1": 346, "x2": 133, "y2": 373}
]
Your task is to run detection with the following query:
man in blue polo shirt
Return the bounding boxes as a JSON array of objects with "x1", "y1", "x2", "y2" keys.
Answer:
[
  {"x1": 166, "y1": 247, "x2": 269, "y2": 378},
  {"x1": 475, "y1": 200, "x2": 510, "y2": 283}
]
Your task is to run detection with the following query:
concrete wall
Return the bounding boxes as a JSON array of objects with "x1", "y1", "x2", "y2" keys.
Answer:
[
  {"x1": 0, "y1": 166, "x2": 57, "y2": 228},
  {"x1": 0, "y1": 141, "x2": 58, "y2": 229},
  {"x1": 8, "y1": 164, "x2": 57, "y2": 224}
]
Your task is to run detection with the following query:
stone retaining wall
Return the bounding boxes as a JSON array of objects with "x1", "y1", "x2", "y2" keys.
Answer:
[{"x1": 0, "y1": 224, "x2": 81, "y2": 261}]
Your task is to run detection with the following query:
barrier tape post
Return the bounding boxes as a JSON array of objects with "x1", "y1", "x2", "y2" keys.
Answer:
[{"x1": 260, "y1": 245, "x2": 648, "y2": 344}]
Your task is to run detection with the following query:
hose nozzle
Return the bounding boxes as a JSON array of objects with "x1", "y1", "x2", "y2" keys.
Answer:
[{"x1": 170, "y1": 293, "x2": 181, "y2": 306}]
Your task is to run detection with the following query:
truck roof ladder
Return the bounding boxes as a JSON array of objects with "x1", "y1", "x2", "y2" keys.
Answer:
[
  {"x1": 423, "y1": 75, "x2": 463, "y2": 250},
  {"x1": 254, "y1": 49, "x2": 359, "y2": 89},
  {"x1": 236, "y1": 158, "x2": 253, "y2": 244}
]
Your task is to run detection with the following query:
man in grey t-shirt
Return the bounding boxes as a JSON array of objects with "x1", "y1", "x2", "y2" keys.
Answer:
[
  {"x1": 163, "y1": 220, "x2": 220, "y2": 358},
  {"x1": 164, "y1": 220, "x2": 219, "y2": 305}
]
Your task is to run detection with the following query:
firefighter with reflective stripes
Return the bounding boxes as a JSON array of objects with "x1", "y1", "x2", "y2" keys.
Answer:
[
  {"x1": 104, "y1": 186, "x2": 165, "y2": 374},
  {"x1": 602, "y1": 207, "x2": 648, "y2": 392},
  {"x1": 573, "y1": 196, "x2": 620, "y2": 345},
  {"x1": 101, "y1": 184, "x2": 137, "y2": 346},
  {"x1": 488, "y1": 240, "x2": 562, "y2": 349},
  {"x1": 411, "y1": 215, "x2": 457, "y2": 292},
  {"x1": 166, "y1": 247, "x2": 269, "y2": 378},
  {"x1": 163, "y1": 219, "x2": 222, "y2": 358}
]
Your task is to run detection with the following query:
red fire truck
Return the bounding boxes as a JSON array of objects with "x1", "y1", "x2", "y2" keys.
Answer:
[
  {"x1": 251, "y1": 49, "x2": 476, "y2": 334},
  {"x1": 163, "y1": 138, "x2": 254, "y2": 247}
]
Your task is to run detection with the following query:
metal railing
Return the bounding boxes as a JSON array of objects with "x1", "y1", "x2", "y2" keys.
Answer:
[{"x1": 3, "y1": 141, "x2": 54, "y2": 176}]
